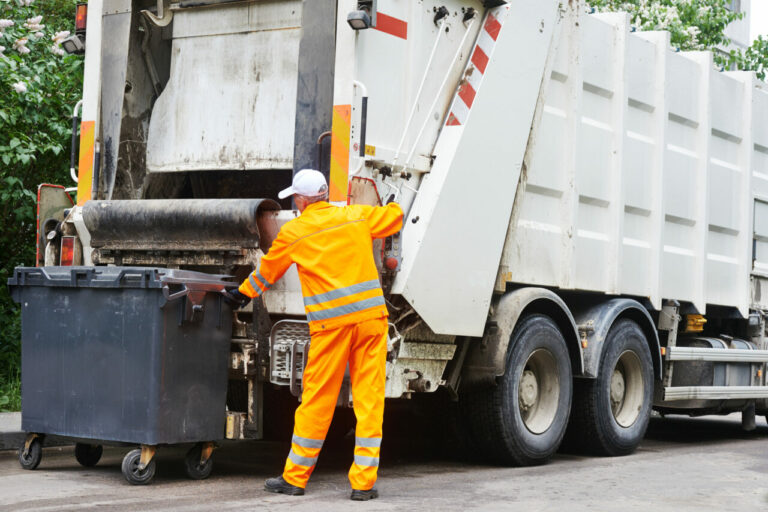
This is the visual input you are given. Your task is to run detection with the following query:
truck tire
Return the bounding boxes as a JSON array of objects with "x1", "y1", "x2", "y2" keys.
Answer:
[
  {"x1": 465, "y1": 314, "x2": 572, "y2": 466},
  {"x1": 566, "y1": 319, "x2": 652, "y2": 456}
]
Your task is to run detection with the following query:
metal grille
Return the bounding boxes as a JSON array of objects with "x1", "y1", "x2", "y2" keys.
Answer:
[{"x1": 270, "y1": 320, "x2": 311, "y2": 396}]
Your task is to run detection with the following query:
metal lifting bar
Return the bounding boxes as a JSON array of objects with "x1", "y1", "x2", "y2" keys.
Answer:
[
  {"x1": 403, "y1": 14, "x2": 478, "y2": 170},
  {"x1": 350, "y1": 81, "x2": 369, "y2": 178},
  {"x1": 391, "y1": 20, "x2": 448, "y2": 168},
  {"x1": 70, "y1": 99, "x2": 83, "y2": 184}
]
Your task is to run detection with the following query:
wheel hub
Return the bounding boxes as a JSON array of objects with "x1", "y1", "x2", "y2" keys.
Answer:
[
  {"x1": 610, "y1": 369, "x2": 626, "y2": 407},
  {"x1": 519, "y1": 370, "x2": 539, "y2": 410},
  {"x1": 518, "y1": 349, "x2": 560, "y2": 435},
  {"x1": 611, "y1": 351, "x2": 645, "y2": 428}
]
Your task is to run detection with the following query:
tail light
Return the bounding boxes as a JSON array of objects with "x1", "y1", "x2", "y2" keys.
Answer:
[
  {"x1": 75, "y1": 3, "x2": 87, "y2": 34},
  {"x1": 60, "y1": 236, "x2": 76, "y2": 266}
]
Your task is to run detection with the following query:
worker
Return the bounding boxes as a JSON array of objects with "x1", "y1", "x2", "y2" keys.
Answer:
[{"x1": 224, "y1": 169, "x2": 403, "y2": 501}]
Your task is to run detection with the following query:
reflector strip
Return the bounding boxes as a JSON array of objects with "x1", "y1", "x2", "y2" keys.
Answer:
[
  {"x1": 303, "y1": 279, "x2": 381, "y2": 307},
  {"x1": 288, "y1": 449, "x2": 317, "y2": 467},
  {"x1": 353, "y1": 455, "x2": 379, "y2": 467},
  {"x1": 330, "y1": 105, "x2": 351, "y2": 202},
  {"x1": 60, "y1": 236, "x2": 76, "y2": 266},
  {"x1": 444, "y1": 7, "x2": 510, "y2": 127},
  {"x1": 355, "y1": 436, "x2": 382, "y2": 448},
  {"x1": 471, "y1": 45, "x2": 489, "y2": 74},
  {"x1": 292, "y1": 435, "x2": 324, "y2": 449},
  {"x1": 306, "y1": 296, "x2": 385, "y2": 322},
  {"x1": 76, "y1": 120, "x2": 95, "y2": 205},
  {"x1": 374, "y1": 12, "x2": 408, "y2": 40},
  {"x1": 484, "y1": 12, "x2": 502, "y2": 41}
]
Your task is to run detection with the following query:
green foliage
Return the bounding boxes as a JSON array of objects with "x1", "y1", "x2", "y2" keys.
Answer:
[
  {"x1": 0, "y1": 0, "x2": 84, "y2": 411},
  {"x1": 588, "y1": 0, "x2": 768, "y2": 78},
  {"x1": 589, "y1": 0, "x2": 741, "y2": 55},
  {"x1": 727, "y1": 34, "x2": 768, "y2": 81}
]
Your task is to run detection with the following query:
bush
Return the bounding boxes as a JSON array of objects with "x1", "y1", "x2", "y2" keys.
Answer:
[
  {"x1": 589, "y1": 0, "x2": 768, "y2": 78},
  {"x1": 0, "y1": 0, "x2": 84, "y2": 411}
]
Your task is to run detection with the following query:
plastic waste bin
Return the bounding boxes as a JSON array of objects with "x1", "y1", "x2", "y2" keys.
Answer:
[{"x1": 8, "y1": 266, "x2": 235, "y2": 483}]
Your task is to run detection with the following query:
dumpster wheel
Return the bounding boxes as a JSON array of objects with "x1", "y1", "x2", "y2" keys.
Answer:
[
  {"x1": 121, "y1": 447, "x2": 157, "y2": 485},
  {"x1": 18, "y1": 434, "x2": 43, "y2": 470},
  {"x1": 184, "y1": 442, "x2": 215, "y2": 480},
  {"x1": 75, "y1": 443, "x2": 103, "y2": 467}
]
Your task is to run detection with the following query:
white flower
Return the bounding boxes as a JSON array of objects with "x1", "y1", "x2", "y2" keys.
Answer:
[
  {"x1": 12, "y1": 81, "x2": 27, "y2": 93},
  {"x1": 0, "y1": 19, "x2": 14, "y2": 29},
  {"x1": 17, "y1": 45, "x2": 30, "y2": 54},
  {"x1": 52, "y1": 30, "x2": 70, "y2": 43},
  {"x1": 0, "y1": 45, "x2": 5, "y2": 56},
  {"x1": 13, "y1": 37, "x2": 28, "y2": 50},
  {"x1": 50, "y1": 44, "x2": 64, "y2": 56},
  {"x1": 27, "y1": 15, "x2": 42, "y2": 25},
  {"x1": 33, "y1": 31, "x2": 44, "y2": 39}
]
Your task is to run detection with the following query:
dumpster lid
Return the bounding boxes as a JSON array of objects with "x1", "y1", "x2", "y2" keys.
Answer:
[{"x1": 7, "y1": 266, "x2": 236, "y2": 290}]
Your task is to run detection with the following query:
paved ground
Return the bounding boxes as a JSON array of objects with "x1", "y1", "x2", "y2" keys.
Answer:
[{"x1": 0, "y1": 413, "x2": 766, "y2": 512}]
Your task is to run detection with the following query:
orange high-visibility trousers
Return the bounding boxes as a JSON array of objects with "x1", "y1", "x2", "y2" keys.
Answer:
[{"x1": 283, "y1": 316, "x2": 388, "y2": 491}]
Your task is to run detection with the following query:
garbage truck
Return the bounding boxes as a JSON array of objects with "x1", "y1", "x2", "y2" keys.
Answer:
[{"x1": 20, "y1": 0, "x2": 768, "y2": 481}]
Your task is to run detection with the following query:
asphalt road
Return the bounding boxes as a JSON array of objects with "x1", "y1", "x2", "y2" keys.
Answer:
[{"x1": 0, "y1": 413, "x2": 766, "y2": 512}]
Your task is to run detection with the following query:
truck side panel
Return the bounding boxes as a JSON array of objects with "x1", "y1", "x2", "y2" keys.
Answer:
[{"x1": 502, "y1": 8, "x2": 768, "y2": 317}]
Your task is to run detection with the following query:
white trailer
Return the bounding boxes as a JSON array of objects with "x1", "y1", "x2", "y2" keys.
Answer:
[{"x1": 36, "y1": 0, "x2": 768, "y2": 473}]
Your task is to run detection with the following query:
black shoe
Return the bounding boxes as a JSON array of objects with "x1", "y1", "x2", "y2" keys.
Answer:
[
  {"x1": 264, "y1": 475, "x2": 305, "y2": 496},
  {"x1": 350, "y1": 488, "x2": 379, "y2": 501}
]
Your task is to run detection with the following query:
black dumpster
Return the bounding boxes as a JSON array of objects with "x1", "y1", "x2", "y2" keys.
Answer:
[{"x1": 8, "y1": 266, "x2": 235, "y2": 483}]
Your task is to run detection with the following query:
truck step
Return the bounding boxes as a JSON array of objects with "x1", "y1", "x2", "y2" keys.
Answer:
[
  {"x1": 663, "y1": 386, "x2": 768, "y2": 401},
  {"x1": 666, "y1": 347, "x2": 768, "y2": 363}
]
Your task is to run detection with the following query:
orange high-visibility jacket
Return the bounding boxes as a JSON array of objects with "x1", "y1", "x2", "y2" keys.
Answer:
[{"x1": 239, "y1": 201, "x2": 403, "y2": 333}]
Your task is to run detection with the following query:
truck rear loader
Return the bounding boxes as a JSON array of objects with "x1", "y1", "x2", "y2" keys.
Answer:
[{"x1": 17, "y1": 0, "x2": 768, "y2": 482}]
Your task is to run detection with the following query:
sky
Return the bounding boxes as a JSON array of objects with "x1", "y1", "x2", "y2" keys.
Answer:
[{"x1": 751, "y1": 0, "x2": 768, "y2": 41}]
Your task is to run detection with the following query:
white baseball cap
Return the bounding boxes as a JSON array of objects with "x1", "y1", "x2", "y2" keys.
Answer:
[{"x1": 278, "y1": 169, "x2": 329, "y2": 199}]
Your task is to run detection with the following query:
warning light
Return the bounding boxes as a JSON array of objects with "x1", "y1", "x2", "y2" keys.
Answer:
[
  {"x1": 60, "y1": 236, "x2": 76, "y2": 266},
  {"x1": 75, "y1": 3, "x2": 87, "y2": 33}
]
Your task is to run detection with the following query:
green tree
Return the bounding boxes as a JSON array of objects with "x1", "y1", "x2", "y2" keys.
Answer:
[
  {"x1": 589, "y1": 0, "x2": 768, "y2": 80},
  {"x1": 0, "y1": 0, "x2": 84, "y2": 411}
]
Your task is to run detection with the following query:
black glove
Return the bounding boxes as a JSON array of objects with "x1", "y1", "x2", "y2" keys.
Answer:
[{"x1": 222, "y1": 288, "x2": 251, "y2": 309}]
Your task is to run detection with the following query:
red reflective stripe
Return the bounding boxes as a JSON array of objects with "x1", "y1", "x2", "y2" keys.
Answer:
[
  {"x1": 471, "y1": 46, "x2": 489, "y2": 74},
  {"x1": 458, "y1": 82, "x2": 477, "y2": 109},
  {"x1": 60, "y1": 236, "x2": 75, "y2": 266},
  {"x1": 375, "y1": 12, "x2": 408, "y2": 40},
  {"x1": 446, "y1": 113, "x2": 461, "y2": 126},
  {"x1": 484, "y1": 13, "x2": 501, "y2": 41}
]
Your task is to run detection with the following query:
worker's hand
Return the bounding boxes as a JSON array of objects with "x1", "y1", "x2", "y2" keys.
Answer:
[{"x1": 222, "y1": 288, "x2": 251, "y2": 309}]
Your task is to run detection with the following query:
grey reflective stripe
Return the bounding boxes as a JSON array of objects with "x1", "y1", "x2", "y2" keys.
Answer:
[
  {"x1": 354, "y1": 455, "x2": 379, "y2": 467},
  {"x1": 355, "y1": 437, "x2": 382, "y2": 448},
  {"x1": 288, "y1": 449, "x2": 317, "y2": 467},
  {"x1": 307, "y1": 296, "x2": 386, "y2": 322},
  {"x1": 292, "y1": 435, "x2": 324, "y2": 449},
  {"x1": 248, "y1": 275, "x2": 262, "y2": 296},
  {"x1": 303, "y1": 280, "x2": 381, "y2": 307},
  {"x1": 255, "y1": 270, "x2": 271, "y2": 289}
]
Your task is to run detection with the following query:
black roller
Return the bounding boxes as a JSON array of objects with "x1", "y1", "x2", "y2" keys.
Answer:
[{"x1": 82, "y1": 199, "x2": 280, "y2": 251}]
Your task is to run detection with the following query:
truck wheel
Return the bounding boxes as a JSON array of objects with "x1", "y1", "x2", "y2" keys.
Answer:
[
  {"x1": 75, "y1": 443, "x2": 103, "y2": 467},
  {"x1": 121, "y1": 449, "x2": 156, "y2": 485},
  {"x1": 466, "y1": 314, "x2": 572, "y2": 466},
  {"x1": 18, "y1": 437, "x2": 43, "y2": 470},
  {"x1": 566, "y1": 319, "x2": 652, "y2": 456}
]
